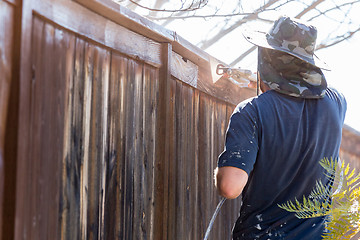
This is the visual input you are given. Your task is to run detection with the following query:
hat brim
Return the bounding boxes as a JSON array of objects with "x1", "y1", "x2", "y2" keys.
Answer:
[{"x1": 242, "y1": 29, "x2": 330, "y2": 71}]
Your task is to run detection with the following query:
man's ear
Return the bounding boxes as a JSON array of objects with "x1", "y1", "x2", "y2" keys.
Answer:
[
  {"x1": 260, "y1": 79, "x2": 270, "y2": 93},
  {"x1": 248, "y1": 81, "x2": 257, "y2": 89}
]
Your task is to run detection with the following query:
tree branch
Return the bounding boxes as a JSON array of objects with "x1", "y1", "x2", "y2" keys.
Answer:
[
  {"x1": 316, "y1": 26, "x2": 360, "y2": 50},
  {"x1": 230, "y1": 46, "x2": 257, "y2": 67},
  {"x1": 147, "y1": 11, "x2": 264, "y2": 20},
  {"x1": 198, "y1": 0, "x2": 281, "y2": 50},
  {"x1": 127, "y1": 0, "x2": 209, "y2": 12}
]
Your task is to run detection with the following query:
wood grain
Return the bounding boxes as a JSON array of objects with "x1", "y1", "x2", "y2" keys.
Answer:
[{"x1": 170, "y1": 51, "x2": 198, "y2": 88}]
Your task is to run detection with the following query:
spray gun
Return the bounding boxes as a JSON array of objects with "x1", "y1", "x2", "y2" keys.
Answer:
[{"x1": 216, "y1": 64, "x2": 259, "y2": 95}]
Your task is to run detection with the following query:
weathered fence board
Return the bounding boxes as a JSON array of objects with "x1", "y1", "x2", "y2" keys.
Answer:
[
  {"x1": 28, "y1": 17, "x2": 70, "y2": 239},
  {"x1": 0, "y1": 2, "x2": 15, "y2": 239},
  {"x1": 0, "y1": 1, "x2": 13, "y2": 151}
]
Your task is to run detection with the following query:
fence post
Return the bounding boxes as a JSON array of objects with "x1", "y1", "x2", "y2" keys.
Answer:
[{"x1": 153, "y1": 42, "x2": 171, "y2": 240}]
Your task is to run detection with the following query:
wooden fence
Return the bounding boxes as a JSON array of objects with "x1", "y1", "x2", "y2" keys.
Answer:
[
  {"x1": 0, "y1": 0, "x2": 21, "y2": 239},
  {"x1": 1, "y1": 0, "x2": 359, "y2": 240},
  {"x1": 1, "y1": 0, "x2": 255, "y2": 239}
]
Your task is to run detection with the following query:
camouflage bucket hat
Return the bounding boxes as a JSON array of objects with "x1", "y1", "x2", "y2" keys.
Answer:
[
  {"x1": 243, "y1": 16, "x2": 330, "y2": 70},
  {"x1": 258, "y1": 47, "x2": 327, "y2": 99}
]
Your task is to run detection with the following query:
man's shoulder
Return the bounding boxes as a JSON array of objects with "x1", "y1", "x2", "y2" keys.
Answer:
[
  {"x1": 235, "y1": 96, "x2": 257, "y2": 111},
  {"x1": 325, "y1": 87, "x2": 346, "y2": 102},
  {"x1": 234, "y1": 91, "x2": 281, "y2": 112}
]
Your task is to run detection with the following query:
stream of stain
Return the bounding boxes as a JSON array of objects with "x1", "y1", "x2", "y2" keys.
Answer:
[{"x1": 203, "y1": 197, "x2": 226, "y2": 240}]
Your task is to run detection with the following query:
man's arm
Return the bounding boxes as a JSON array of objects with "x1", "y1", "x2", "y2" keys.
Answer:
[{"x1": 214, "y1": 166, "x2": 248, "y2": 199}]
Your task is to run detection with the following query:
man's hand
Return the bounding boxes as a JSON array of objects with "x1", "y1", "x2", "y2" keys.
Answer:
[{"x1": 214, "y1": 166, "x2": 248, "y2": 199}]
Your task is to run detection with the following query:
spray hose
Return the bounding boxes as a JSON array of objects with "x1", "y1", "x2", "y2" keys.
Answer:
[{"x1": 203, "y1": 197, "x2": 227, "y2": 240}]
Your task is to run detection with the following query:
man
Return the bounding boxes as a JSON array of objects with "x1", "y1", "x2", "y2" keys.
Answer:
[{"x1": 215, "y1": 16, "x2": 347, "y2": 239}]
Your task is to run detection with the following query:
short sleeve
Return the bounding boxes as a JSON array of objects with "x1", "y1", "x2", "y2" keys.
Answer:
[{"x1": 218, "y1": 99, "x2": 260, "y2": 175}]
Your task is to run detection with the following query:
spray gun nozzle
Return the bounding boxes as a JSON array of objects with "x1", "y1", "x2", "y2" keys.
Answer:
[{"x1": 216, "y1": 64, "x2": 228, "y2": 76}]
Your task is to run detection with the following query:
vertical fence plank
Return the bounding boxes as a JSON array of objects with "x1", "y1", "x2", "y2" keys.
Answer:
[
  {"x1": 124, "y1": 59, "x2": 136, "y2": 240},
  {"x1": 45, "y1": 21, "x2": 68, "y2": 239},
  {"x1": 199, "y1": 92, "x2": 215, "y2": 239},
  {"x1": 98, "y1": 49, "x2": 110, "y2": 240},
  {"x1": 156, "y1": 43, "x2": 171, "y2": 240},
  {"x1": 88, "y1": 45, "x2": 110, "y2": 240},
  {"x1": 0, "y1": 2, "x2": 14, "y2": 239},
  {"x1": 142, "y1": 64, "x2": 158, "y2": 240},
  {"x1": 105, "y1": 52, "x2": 121, "y2": 240},
  {"x1": 49, "y1": 25, "x2": 74, "y2": 240},
  {"x1": 175, "y1": 79, "x2": 185, "y2": 238},
  {"x1": 58, "y1": 28, "x2": 77, "y2": 240},
  {"x1": 132, "y1": 59, "x2": 144, "y2": 240},
  {"x1": 105, "y1": 53, "x2": 129, "y2": 240},
  {"x1": 166, "y1": 77, "x2": 176, "y2": 240},
  {"x1": 80, "y1": 44, "x2": 110, "y2": 240},
  {"x1": 63, "y1": 36, "x2": 87, "y2": 240},
  {"x1": 189, "y1": 86, "x2": 195, "y2": 238},
  {"x1": 29, "y1": 16, "x2": 45, "y2": 240},
  {"x1": 192, "y1": 90, "x2": 200, "y2": 239},
  {"x1": 0, "y1": 1, "x2": 13, "y2": 155},
  {"x1": 86, "y1": 44, "x2": 98, "y2": 240},
  {"x1": 26, "y1": 16, "x2": 72, "y2": 240},
  {"x1": 80, "y1": 41, "x2": 94, "y2": 240},
  {"x1": 212, "y1": 100, "x2": 228, "y2": 240}
]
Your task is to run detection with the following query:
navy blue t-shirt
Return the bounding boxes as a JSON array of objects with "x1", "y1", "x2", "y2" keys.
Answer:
[{"x1": 218, "y1": 88, "x2": 346, "y2": 240}]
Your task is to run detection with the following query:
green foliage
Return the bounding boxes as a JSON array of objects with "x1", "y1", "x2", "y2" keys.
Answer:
[{"x1": 278, "y1": 157, "x2": 360, "y2": 239}]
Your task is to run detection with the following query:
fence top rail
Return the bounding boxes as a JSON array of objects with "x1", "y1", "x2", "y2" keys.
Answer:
[
  {"x1": 75, "y1": 0, "x2": 256, "y2": 105},
  {"x1": 75, "y1": 0, "x2": 209, "y2": 64}
]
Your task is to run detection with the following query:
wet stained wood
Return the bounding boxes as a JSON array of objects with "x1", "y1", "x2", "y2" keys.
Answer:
[
  {"x1": 13, "y1": 2, "x2": 360, "y2": 240},
  {"x1": 74, "y1": 0, "x2": 174, "y2": 43},
  {"x1": 141, "y1": 64, "x2": 158, "y2": 240},
  {"x1": 198, "y1": 92, "x2": 212, "y2": 238},
  {"x1": 131, "y1": 57, "x2": 144, "y2": 240},
  {"x1": 191, "y1": 89, "x2": 200, "y2": 240},
  {"x1": 167, "y1": 79, "x2": 208, "y2": 239},
  {"x1": 29, "y1": 0, "x2": 255, "y2": 103},
  {"x1": 156, "y1": 43, "x2": 171, "y2": 240},
  {"x1": 30, "y1": 0, "x2": 162, "y2": 68},
  {"x1": 166, "y1": 77, "x2": 176, "y2": 239},
  {"x1": 26, "y1": 16, "x2": 69, "y2": 239},
  {"x1": 174, "y1": 79, "x2": 185, "y2": 238},
  {"x1": 0, "y1": 1, "x2": 13, "y2": 155},
  {"x1": 212, "y1": 100, "x2": 231, "y2": 240},
  {"x1": 16, "y1": 2, "x2": 256, "y2": 240},
  {"x1": 0, "y1": 2, "x2": 14, "y2": 239},
  {"x1": 29, "y1": 17, "x2": 45, "y2": 240},
  {"x1": 74, "y1": 0, "x2": 212, "y2": 70},
  {"x1": 62, "y1": 37, "x2": 86, "y2": 240},
  {"x1": 104, "y1": 52, "x2": 127, "y2": 240},
  {"x1": 85, "y1": 44, "x2": 110, "y2": 240}
]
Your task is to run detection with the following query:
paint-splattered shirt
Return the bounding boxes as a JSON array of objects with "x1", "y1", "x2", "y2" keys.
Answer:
[{"x1": 218, "y1": 88, "x2": 346, "y2": 240}]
